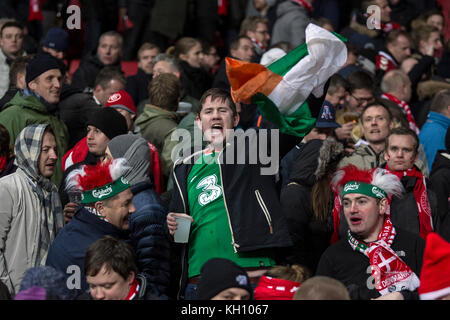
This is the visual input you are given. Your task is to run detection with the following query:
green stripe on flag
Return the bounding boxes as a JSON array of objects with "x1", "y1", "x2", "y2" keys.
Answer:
[
  {"x1": 267, "y1": 43, "x2": 309, "y2": 77},
  {"x1": 251, "y1": 92, "x2": 316, "y2": 138},
  {"x1": 331, "y1": 31, "x2": 347, "y2": 44},
  {"x1": 267, "y1": 32, "x2": 347, "y2": 77}
]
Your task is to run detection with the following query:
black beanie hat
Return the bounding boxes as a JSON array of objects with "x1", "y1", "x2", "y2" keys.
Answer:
[
  {"x1": 196, "y1": 258, "x2": 253, "y2": 300},
  {"x1": 85, "y1": 107, "x2": 128, "y2": 140},
  {"x1": 26, "y1": 53, "x2": 64, "y2": 85}
]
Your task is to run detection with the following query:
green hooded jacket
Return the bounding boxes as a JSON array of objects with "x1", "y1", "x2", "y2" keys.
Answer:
[
  {"x1": 0, "y1": 92, "x2": 69, "y2": 187},
  {"x1": 135, "y1": 104, "x2": 179, "y2": 181}
]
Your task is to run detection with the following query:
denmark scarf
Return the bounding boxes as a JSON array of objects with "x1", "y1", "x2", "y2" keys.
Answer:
[
  {"x1": 385, "y1": 164, "x2": 433, "y2": 239},
  {"x1": 348, "y1": 218, "x2": 420, "y2": 296}
]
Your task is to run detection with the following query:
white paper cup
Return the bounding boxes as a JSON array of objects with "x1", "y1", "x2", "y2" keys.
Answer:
[{"x1": 174, "y1": 215, "x2": 192, "y2": 243}]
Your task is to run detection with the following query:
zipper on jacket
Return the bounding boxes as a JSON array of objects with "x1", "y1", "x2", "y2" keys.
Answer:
[
  {"x1": 255, "y1": 189, "x2": 274, "y2": 234},
  {"x1": 173, "y1": 161, "x2": 187, "y2": 215},
  {"x1": 172, "y1": 159, "x2": 187, "y2": 300},
  {"x1": 173, "y1": 148, "x2": 212, "y2": 299},
  {"x1": 217, "y1": 150, "x2": 239, "y2": 253}
]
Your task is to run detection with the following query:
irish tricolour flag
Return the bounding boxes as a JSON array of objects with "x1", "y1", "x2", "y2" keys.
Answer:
[{"x1": 226, "y1": 23, "x2": 347, "y2": 137}]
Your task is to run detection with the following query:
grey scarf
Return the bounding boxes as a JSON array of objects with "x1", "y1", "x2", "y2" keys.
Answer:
[
  {"x1": 108, "y1": 134, "x2": 151, "y2": 186},
  {"x1": 14, "y1": 124, "x2": 64, "y2": 266}
]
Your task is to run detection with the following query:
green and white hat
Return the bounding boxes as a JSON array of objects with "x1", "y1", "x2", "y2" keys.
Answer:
[
  {"x1": 342, "y1": 181, "x2": 387, "y2": 199},
  {"x1": 81, "y1": 175, "x2": 130, "y2": 204},
  {"x1": 65, "y1": 158, "x2": 130, "y2": 204},
  {"x1": 332, "y1": 165, "x2": 405, "y2": 200}
]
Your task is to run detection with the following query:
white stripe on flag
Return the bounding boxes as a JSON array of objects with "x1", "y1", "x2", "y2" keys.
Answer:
[{"x1": 268, "y1": 23, "x2": 347, "y2": 115}]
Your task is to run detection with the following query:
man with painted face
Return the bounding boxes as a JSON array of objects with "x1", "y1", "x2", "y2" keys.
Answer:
[
  {"x1": 0, "y1": 124, "x2": 64, "y2": 295},
  {"x1": 317, "y1": 164, "x2": 425, "y2": 300}
]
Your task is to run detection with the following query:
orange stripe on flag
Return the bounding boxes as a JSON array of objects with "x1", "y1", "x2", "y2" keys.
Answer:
[{"x1": 225, "y1": 57, "x2": 282, "y2": 104}]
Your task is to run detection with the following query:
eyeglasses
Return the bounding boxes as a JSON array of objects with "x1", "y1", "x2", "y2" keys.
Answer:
[{"x1": 351, "y1": 94, "x2": 375, "y2": 105}]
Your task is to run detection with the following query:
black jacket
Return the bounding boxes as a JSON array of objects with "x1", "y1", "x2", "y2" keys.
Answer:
[
  {"x1": 0, "y1": 87, "x2": 19, "y2": 111},
  {"x1": 381, "y1": 164, "x2": 440, "y2": 237},
  {"x1": 58, "y1": 85, "x2": 101, "y2": 149},
  {"x1": 126, "y1": 68, "x2": 152, "y2": 106},
  {"x1": 169, "y1": 130, "x2": 293, "y2": 298},
  {"x1": 212, "y1": 58, "x2": 230, "y2": 90},
  {"x1": 179, "y1": 61, "x2": 212, "y2": 100},
  {"x1": 129, "y1": 181, "x2": 171, "y2": 299},
  {"x1": 46, "y1": 206, "x2": 129, "y2": 292},
  {"x1": 280, "y1": 139, "x2": 334, "y2": 273},
  {"x1": 0, "y1": 156, "x2": 16, "y2": 178},
  {"x1": 430, "y1": 151, "x2": 450, "y2": 232},
  {"x1": 316, "y1": 227, "x2": 425, "y2": 300},
  {"x1": 71, "y1": 54, "x2": 121, "y2": 91}
]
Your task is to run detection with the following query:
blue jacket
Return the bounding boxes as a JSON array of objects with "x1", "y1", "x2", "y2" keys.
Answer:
[
  {"x1": 129, "y1": 181, "x2": 171, "y2": 299},
  {"x1": 419, "y1": 111, "x2": 450, "y2": 170},
  {"x1": 47, "y1": 182, "x2": 171, "y2": 297},
  {"x1": 46, "y1": 206, "x2": 128, "y2": 292}
]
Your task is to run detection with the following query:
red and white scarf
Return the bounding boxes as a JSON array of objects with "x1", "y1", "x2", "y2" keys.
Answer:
[
  {"x1": 381, "y1": 93, "x2": 420, "y2": 134},
  {"x1": 348, "y1": 218, "x2": 420, "y2": 296},
  {"x1": 376, "y1": 51, "x2": 398, "y2": 72},
  {"x1": 254, "y1": 276, "x2": 301, "y2": 300},
  {"x1": 385, "y1": 164, "x2": 433, "y2": 239},
  {"x1": 381, "y1": 22, "x2": 401, "y2": 33},
  {"x1": 124, "y1": 279, "x2": 140, "y2": 300},
  {"x1": 290, "y1": 0, "x2": 313, "y2": 13}
]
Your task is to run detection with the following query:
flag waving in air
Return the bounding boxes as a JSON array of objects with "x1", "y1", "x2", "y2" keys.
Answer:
[{"x1": 226, "y1": 23, "x2": 347, "y2": 137}]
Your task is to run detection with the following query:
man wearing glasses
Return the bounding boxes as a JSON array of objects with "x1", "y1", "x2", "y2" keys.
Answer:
[
  {"x1": 239, "y1": 16, "x2": 271, "y2": 62},
  {"x1": 335, "y1": 71, "x2": 376, "y2": 151}
]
